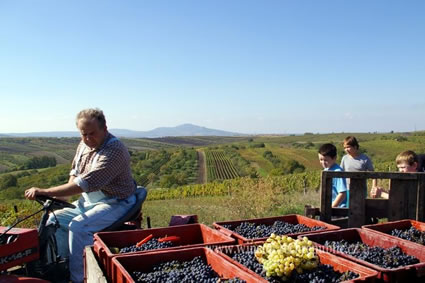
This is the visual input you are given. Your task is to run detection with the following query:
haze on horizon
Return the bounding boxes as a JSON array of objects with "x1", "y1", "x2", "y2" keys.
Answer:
[{"x1": 1, "y1": 0, "x2": 424, "y2": 135}]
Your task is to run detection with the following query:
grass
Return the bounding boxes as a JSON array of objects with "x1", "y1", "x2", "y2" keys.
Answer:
[
  {"x1": 362, "y1": 139, "x2": 421, "y2": 163},
  {"x1": 0, "y1": 199, "x2": 42, "y2": 228},
  {"x1": 142, "y1": 189, "x2": 320, "y2": 228},
  {"x1": 143, "y1": 196, "x2": 230, "y2": 228}
]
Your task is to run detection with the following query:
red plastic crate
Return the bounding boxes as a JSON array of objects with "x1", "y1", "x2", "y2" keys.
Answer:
[
  {"x1": 301, "y1": 228, "x2": 425, "y2": 282},
  {"x1": 215, "y1": 242, "x2": 378, "y2": 282},
  {"x1": 111, "y1": 247, "x2": 260, "y2": 283},
  {"x1": 0, "y1": 227, "x2": 39, "y2": 272},
  {"x1": 93, "y1": 223, "x2": 235, "y2": 279},
  {"x1": 213, "y1": 214, "x2": 340, "y2": 244},
  {"x1": 362, "y1": 219, "x2": 425, "y2": 248}
]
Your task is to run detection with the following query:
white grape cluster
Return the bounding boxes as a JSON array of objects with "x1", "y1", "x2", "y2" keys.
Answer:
[{"x1": 254, "y1": 233, "x2": 318, "y2": 280}]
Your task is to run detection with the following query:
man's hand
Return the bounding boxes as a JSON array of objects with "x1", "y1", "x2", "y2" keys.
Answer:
[{"x1": 25, "y1": 187, "x2": 43, "y2": 200}]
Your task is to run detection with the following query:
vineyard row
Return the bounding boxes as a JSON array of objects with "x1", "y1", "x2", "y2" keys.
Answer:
[{"x1": 205, "y1": 150, "x2": 239, "y2": 181}]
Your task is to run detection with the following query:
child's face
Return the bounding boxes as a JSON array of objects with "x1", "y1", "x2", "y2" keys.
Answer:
[
  {"x1": 318, "y1": 153, "x2": 336, "y2": 169},
  {"x1": 343, "y1": 144, "x2": 358, "y2": 156},
  {"x1": 397, "y1": 161, "x2": 417, "y2": 173}
]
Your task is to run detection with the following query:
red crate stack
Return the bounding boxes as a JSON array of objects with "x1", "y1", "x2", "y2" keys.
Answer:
[{"x1": 92, "y1": 223, "x2": 235, "y2": 279}]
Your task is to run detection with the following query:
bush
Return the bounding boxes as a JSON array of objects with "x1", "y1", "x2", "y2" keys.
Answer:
[
  {"x1": 281, "y1": 160, "x2": 305, "y2": 174},
  {"x1": 395, "y1": 136, "x2": 408, "y2": 142},
  {"x1": 21, "y1": 156, "x2": 57, "y2": 170},
  {"x1": 0, "y1": 174, "x2": 18, "y2": 189},
  {"x1": 249, "y1": 142, "x2": 265, "y2": 148}
]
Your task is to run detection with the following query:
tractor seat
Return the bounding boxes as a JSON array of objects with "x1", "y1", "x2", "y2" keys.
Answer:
[{"x1": 102, "y1": 186, "x2": 147, "y2": 231}]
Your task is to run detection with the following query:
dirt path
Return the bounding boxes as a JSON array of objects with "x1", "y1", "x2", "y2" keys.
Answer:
[{"x1": 196, "y1": 149, "x2": 207, "y2": 184}]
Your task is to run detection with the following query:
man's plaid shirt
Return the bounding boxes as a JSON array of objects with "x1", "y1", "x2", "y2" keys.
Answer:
[{"x1": 70, "y1": 133, "x2": 135, "y2": 199}]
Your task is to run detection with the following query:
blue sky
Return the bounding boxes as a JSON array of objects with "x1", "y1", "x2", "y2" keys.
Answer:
[{"x1": 1, "y1": 0, "x2": 424, "y2": 134}]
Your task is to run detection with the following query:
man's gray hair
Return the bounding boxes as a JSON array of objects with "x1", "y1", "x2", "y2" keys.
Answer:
[{"x1": 76, "y1": 108, "x2": 106, "y2": 129}]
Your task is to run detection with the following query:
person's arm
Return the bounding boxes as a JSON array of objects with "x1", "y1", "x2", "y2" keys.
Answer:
[
  {"x1": 366, "y1": 156, "x2": 381, "y2": 191},
  {"x1": 332, "y1": 191, "x2": 347, "y2": 208},
  {"x1": 370, "y1": 187, "x2": 389, "y2": 199},
  {"x1": 68, "y1": 175, "x2": 76, "y2": 184},
  {"x1": 53, "y1": 176, "x2": 77, "y2": 201},
  {"x1": 371, "y1": 179, "x2": 384, "y2": 195},
  {"x1": 370, "y1": 186, "x2": 379, "y2": 198},
  {"x1": 25, "y1": 181, "x2": 83, "y2": 200}
]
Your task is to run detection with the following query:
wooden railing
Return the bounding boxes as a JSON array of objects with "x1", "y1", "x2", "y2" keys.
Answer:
[{"x1": 305, "y1": 171, "x2": 425, "y2": 228}]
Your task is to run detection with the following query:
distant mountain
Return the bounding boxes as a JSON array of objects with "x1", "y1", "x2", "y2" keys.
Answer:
[
  {"x1": 1, "y1": 124, "x2": 245, "y2": 138},
  {"x1": 112, "y1": 123, "x2": 245, "y2": 138}
]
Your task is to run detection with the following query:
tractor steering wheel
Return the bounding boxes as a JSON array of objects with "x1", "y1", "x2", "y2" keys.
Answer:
[{"x1": 35, "y1": 195, "x2": 76, "y2": 210}]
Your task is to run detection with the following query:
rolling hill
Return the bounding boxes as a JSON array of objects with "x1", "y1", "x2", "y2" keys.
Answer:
[{"x1": 1, "y1": 124, "x2": 245, "y2": 138}]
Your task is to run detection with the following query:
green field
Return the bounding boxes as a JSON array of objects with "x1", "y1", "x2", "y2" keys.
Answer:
[
  {"x1": 1, "y1": 131, "x2": 425, "y2": 228},
  {"x1": 238, "y1": 148, "x2": 274, "y2": 176}
]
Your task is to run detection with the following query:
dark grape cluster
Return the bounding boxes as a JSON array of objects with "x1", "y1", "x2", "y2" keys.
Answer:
[
  {"x1": 230, "y1": 249, "x2": 271, "y2": 280},
  {"x1": 131, "y1": 256, "x2": 246, "y2": 282},
  {"x1": 119, "y1": 238, "x2": 174, "y2": 253},
  {"x1": 229, "y1": 249, "x2": 357, "y2": 283},
  {"x1": 222, "y1": 221, "x2": 324, "y2": 239},
  {"x1": 390, "y1": 226, "x2": 425, "y2": 245},
  {"x1": 290, "y1": 264, "x2": 357, "y2": 283},
  {"x1": 324, "y1": 240, "x2": 419, "y2": 268}
]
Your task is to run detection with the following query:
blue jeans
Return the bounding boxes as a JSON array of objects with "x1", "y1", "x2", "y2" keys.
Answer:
[{"x1": 48, "y1": 193, "x2": 136, "y2": 283}]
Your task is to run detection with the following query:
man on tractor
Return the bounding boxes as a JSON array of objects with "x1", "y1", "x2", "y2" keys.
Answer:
[{"x1": 24, "y1": 108, "x2": 137, "y2": 283}]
